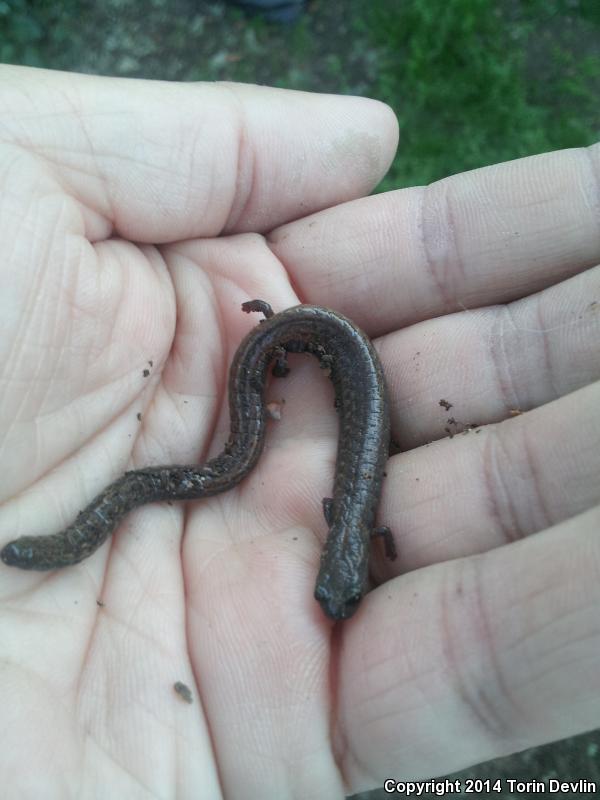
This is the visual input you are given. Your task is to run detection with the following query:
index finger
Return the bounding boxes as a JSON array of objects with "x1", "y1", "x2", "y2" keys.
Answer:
[{"x1": 269, "y1": 144, "x2": 600, "y2": 334}]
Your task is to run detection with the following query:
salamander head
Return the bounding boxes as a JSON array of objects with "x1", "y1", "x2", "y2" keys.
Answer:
[
  {"x1": 314, "y1": 580, "x2": 363, "y2": 620},
  {"x1": 313, "y1": 529, "x2": 369, "y2": 620}
]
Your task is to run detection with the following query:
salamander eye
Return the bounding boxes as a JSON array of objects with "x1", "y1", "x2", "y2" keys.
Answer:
[{"x1": 342, "y1": 593, "x2": 362, "y2": 617}]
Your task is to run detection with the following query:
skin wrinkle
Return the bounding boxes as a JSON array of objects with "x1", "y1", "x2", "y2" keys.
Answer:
[
  {"x1": 4, "y1": 253, "x2": 38, "y2": 432},
  {"x1": 441, "y1": 560, "x2": 516, "y2": 742},
  {"x1": 439, "y1": 566, "x2": 494, "y2": 736},
  {"x1": 18, "y1": 104, "x2": 201, "y2": 200},
  {"x1": 442, "y1": 182, "x2": 466, "y2": 300},
  {"x1": 62, "y1": 89, "x2": 117, "y2": 225},
  {"x1": 481, "y1": 426, "x2": 524, "y2": 545},
  {"x1": 471, "y1": 556, "x2": 521, "y2": 736},
  {"x1": 93, "y1": 585, "x2": 154, "y2": 653},
  {"x1": 531, "y1": 292, "x2": 558, "y2": 400},
  {"x1": 339, "y1": 629, "x2": 381, "y2": 793},
  {"x1": 41, "y1": 236, "x2": 67, "y2": 415},
  {"x1": 326, "y1": 624, "x2": 349, "y2": 791},
  {"x1": 220, "y1": 88, "x2": 254, "y2": 233},
  {"x1": 87, "y1": 649, "x2": 203, "y2": 785},
  {"x1": 163, "y1": 312, "x2": 220, "y2": 462},
  {"x1": 167, "y1": 571, "x2": 214, "y2": 798},
  {"x1": 193, "y1": 661, "x2": 226, "y2": 800},
  {"x1": 519, "y1": 422, "x2": 553, "y2": 533},
  {"x1": 581, "y1": 146, "x2": 600, "y2": 218},
  {"x1": 530, "y1": 622, "x2": 600, "y2": 678},
  {"x1": 487, "y1": 304, "x2": 522, "y2": 411},
  {"x1": 75, "y1": 619, "x2": 106, "y2": 734},
  {"x1": 420, "y1": 178, "x2": 464, "y2": 313},
  {"x1": 357, "y1": 640, "x2": 442, "y2": 721},
  {"x1": 228, "y1": 120, "x2": 255, "y2": 233},
  {"x1": 38, "y1": 413, "x2": 128, "y2": 513},
  {"x1": 194, "y1": 132, "x2": 224, "y2": 238},
  {"x1": 508, "y1": 604, "x2": 599, "y2": 667},
  {"x1": 523, "y1": 646, "x2": 600, "y2": 694},
  {"x1": 177, "y1": 123, "x2": 198, "y2": 222},
  {"x1": 30, "y1": 145, "x2": 111, "y2": 185},
  {"x1": 419, "y1": 182, "x2": 450, "y2": 312},
  {"x1": 158, "y1": 388, "x2": 193, "y2": 450}
]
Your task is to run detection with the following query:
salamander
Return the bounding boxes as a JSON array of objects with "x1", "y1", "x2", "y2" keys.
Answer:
[{"x1": 0, "y1": 300, "x2": 395, "y2": 620}]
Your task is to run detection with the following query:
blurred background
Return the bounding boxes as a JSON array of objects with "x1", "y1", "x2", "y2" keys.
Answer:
[{"x1": 2, "y1": 1, "x2": 599, "y2": 797}]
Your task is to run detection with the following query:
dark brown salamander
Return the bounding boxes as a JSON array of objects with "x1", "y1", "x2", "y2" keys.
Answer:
[{"x1": 1, "y1": 301, "x2": 395, "y2": 620}]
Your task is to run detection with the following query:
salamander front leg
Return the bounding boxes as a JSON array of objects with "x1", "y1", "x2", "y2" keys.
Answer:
[
  {"x1": 372, "y1": 526, "x2": 397, "y2": 560},
  {"x1": 322, "y1": 497, "x2": 334, "y2": 525},
  {"x1": 241, "y1": 299, "x2": 274, "y2": 319},
  {"x1": 323, "y1": 499, "x2": 396, "y2": 560}
]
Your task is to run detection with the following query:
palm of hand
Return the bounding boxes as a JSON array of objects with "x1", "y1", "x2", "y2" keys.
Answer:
[
  {"x1": 1, "y1": 70, "x2": 399, "y2": 798},
  {"x1": 2, "y1": 67, "x2": 599, "y2": 799}
]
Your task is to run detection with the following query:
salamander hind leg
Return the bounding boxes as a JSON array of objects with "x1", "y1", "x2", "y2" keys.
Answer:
[
  {"x1": 371, "y1": 526, "x2": 397, "y2": 560},
  {"x1": 322, "y1": 498, "x2": 334, "y2": 525},
  {"x1": 271, "y1": 346, "x2": 289, "y2": 377}
]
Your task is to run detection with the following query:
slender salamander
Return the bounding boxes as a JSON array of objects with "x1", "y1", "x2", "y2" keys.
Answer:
[{"x1": 1, "y1": 300, "x2": 395, "y2": 620}]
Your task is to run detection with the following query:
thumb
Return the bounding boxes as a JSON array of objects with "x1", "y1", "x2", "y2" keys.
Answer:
[{"x1": 2, "y1": 66, "x2": 398, "y2": 241}]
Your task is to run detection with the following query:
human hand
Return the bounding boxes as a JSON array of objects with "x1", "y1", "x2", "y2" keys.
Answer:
[
  {"x1": 268, "y1": 136, "x2": 600, "y2": 790},
  {"x1": 0, "y1": 65, "x2": 399, "y2": 798},
  {"x1": 2, "y1": 64, "x2": 599, "y2": 798}
]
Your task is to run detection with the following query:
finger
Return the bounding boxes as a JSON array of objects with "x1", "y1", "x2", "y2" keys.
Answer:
[
  {"x1": 380, "y1": 380, "x2": 600, "y2": 574},
  {"x1": 378, "y1": 264, "x2": 600, "y2": 447},
  {"x1": 2, "y1": 65, "x2": 398, "y2": 241},
  {"x1": 269, "y1": 144, "x2": 600, "y2": 336},
  {"x1": 338, "y1": 504, "x2": 600, "y2": 792}
]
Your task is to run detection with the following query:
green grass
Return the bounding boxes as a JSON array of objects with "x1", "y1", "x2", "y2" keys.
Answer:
[
  {"x1": 366, "y1": 0, "x2": 599, "y2": 189},
  {"x1": 1, "y1": 0, "x2": 598, "y2": 191},
  {"x1": 361, "y1": 0, "x2": 550, "y2": 188}
]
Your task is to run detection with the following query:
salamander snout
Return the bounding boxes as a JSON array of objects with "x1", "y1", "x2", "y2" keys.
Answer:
[{"x1": 314, "y1": 583, "x2": 362, "y2": 621}]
